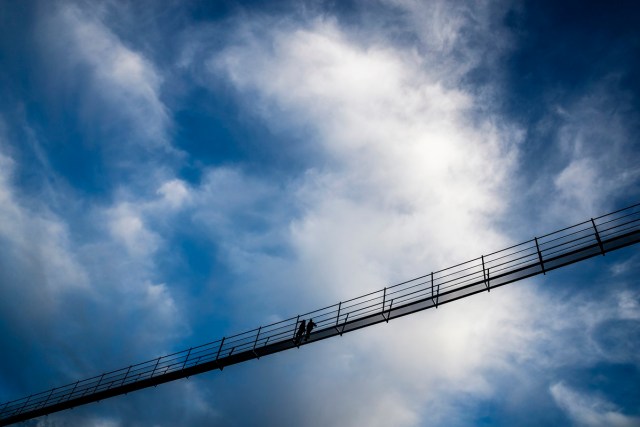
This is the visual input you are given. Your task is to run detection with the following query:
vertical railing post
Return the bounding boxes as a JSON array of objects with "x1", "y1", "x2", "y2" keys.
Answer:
[
  {"x1": 151, "y1": 357, "x2": 161, "y2": 378},
  {"x1": 41, "y1": 387, "x2": 55, "y2": 409},
  {"x1": 216, "y1": 338, "x2": 225, "y2": 361},
  {"x1": 386, "y1": 299, "x2": 394, "y2": 322},
  {"x1": 534, "y1": 237, "x2": 546, "y2": 275},
  {"x1": 481, "y1": 255, "x2": 489, "y2": 292},
  {"x1": 253, "y1": 326, "x2": 262, "y2": 358},
  {"x1": 121, "y1": 366, "x2": 132, "y2": 386},
  {"x1": 18, "y1": 395, "x2": 31, "y2": 414},
  {"x1": 335, "y1": 302, "x2": 343, "y2": 333},
  {"x1": 340, "y1": 313, "x2": 350, "y2": 335},
  {"x1": 253, "y1": 327, "x2": 262, "y2": 350},
  {"x1": 182, "y1": 349, "x2": 192, "y2": 370},
  {"x1": 67, "y1": 380, "x2": 79, "y2": 402},
  {"x1": 591, "y1": 218, "x2": 606, "y2": 256},
  {"x1": 430, "y1": 272, "x2": 435, "y2": 306},
  {"x1": 382, "y1": 290, "x2": 388, "y2": 321},
  {"x1": 216, "y1": 337, "x2": 226, "y2": 371},
  {"x1": 292, "y1": 315, "x2": 300, "y2": 341},
  {"x1": 431, "y1": 273, "x2": 440, "y2": 308},
  {"x1": 93, "y1": 374, "x2": 105, "y2": 393}
]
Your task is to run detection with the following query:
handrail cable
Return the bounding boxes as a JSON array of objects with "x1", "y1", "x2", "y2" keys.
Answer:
[{"x1": 1, "y1": 203, "x2": 640, "y2": 426}]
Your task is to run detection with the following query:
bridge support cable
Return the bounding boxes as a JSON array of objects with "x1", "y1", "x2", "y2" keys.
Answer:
[{"x1": 1, "y1": 203, "x2": 640, "y2": 426}]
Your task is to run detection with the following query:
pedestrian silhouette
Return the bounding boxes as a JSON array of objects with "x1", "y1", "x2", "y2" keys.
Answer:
[
  {"x1": 304, "y1": 318, "x2": 316, "y2": 341},
  {"x1": 295, "y1": 319, "x2": 306, "y2": 344}
]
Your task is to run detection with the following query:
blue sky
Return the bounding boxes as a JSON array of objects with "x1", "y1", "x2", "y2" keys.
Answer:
[{"x1": 0, "y1": 0, "x2": 639, "y2": 426}]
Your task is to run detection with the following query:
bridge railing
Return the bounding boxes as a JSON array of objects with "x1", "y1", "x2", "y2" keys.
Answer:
[{"x1": 2, "y1": 203, "x2": 639, "y2": 422}]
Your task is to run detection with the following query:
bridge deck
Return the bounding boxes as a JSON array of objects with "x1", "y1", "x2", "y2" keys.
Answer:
[{"x1": 2, "y1": 203, "x2": 640, "y2": 426}]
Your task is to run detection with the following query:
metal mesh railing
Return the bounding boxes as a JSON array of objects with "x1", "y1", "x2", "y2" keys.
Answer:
[{"x1": 2, "y1": 203, "x2": 640, "y2": 424}]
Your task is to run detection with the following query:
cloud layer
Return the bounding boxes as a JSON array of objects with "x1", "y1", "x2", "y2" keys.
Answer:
[{"x1": 0, "y1": 1, "x2": 639, "y2": 426}]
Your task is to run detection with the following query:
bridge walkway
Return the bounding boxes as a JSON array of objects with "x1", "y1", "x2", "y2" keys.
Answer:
[{"x1": 1, "y1": 203, "x2": 639, "y2": 426}]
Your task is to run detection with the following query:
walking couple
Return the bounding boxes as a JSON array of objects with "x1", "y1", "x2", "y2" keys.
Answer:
[{"x1": 295, "y1": 318, "x2": 316, "y2": 344}]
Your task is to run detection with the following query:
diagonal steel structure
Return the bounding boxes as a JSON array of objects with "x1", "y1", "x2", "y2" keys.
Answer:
[{"x1": 1, "y1": 203, "x2": 640, "y2": 426}]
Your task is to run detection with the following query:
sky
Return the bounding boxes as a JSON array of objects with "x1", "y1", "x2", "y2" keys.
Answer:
[{"x1": 0, "y1": 0, "x2": 639, "y2": 426}]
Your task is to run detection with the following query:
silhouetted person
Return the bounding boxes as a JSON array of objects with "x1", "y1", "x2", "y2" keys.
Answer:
[
  {"x1": 304, "y1": 318, "x2": 316, "y2": 341},
  {"x1": 295, "y1": 319, "x2": 306, "y2": 344}
]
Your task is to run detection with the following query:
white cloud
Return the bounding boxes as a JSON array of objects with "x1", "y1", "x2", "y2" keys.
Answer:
[
  {"x1": 106, "y1": 178, "x2": 194, "y2": 257},
  {"x1": 184, "y1": 7, "x2": 640, "y2": 425},
  {"x1": 0, "y1": 144, "x2": 89, "y2": 302},
  {"x1": 192, "y1": 9, "x2": 533, "y2": 426},
  {"x1": 157, "y1": 179, "x2": 191, "y2": 209},
  {"x1": 3, "y1": 2, "x2": 637, "y2": 426},
  {"x1": 0, "y1": 123, "x2": 188, "y2": 389},
  {"x1": 210, "y1": 13, "x2": 519, "y2": 302},
  {"x1": 610, "y1": 254, "x2": 640, "y2": 277},
  {"x1": 383, "y1": 0, "x2": 513, "y2": 79},
  {"x1": 554, "y1": 157, "x2": 601, "y2": 214},
  {"x1": 550, "y1": 382, "x2": 640, "y2": 427},
  {"x1": 107, "y1": 202, "x2": 161, "y2": 257},
  {"x1": 192, "y1": 167, "x2": 291, "y2": 249},
  {"x1": 36, "y1": 3, "x2": 176, "y2": 159},
  {"x1": 543, "y1": 79, "x2": 640, "y2": 224},
  {"x1": 615, "y1": 289, "x2": 640, "y2": 320}
]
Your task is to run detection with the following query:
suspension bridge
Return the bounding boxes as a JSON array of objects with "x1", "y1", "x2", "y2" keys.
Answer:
[{"x1": 1, "y1": 203, "x2": 639, "y2": 426}]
